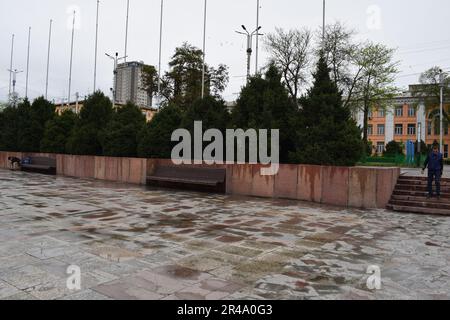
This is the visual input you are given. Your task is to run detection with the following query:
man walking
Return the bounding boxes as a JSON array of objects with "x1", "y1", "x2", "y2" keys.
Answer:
[{"x1": 422, "y1": 144, "x2": 444, "y2": 199}]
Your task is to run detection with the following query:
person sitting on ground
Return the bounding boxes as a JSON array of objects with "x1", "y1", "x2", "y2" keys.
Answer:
[
  {"x1": 7, "y1": 156, "x2": 21, "y2": 170},
  {"x1": 422, "y1": 144, "x2": 444, "y2": 200}
]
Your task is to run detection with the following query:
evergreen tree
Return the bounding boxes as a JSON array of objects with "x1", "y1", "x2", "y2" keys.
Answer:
[
  {"x1": 66, "y1": 124, "x2": 101, "y2": 156},
  {"x1": 155, "y1": 43, "x2": 229, "y2": 108},
  {"x1": 290, "y1": 54, "x2": 363, "y2": 166},
  {"x1": 0, "y1": 104, "x2": 22, "y2": 151},
  {"x1": 384, "y1": 140, "x2": 403, "y2": 157},
  {"x1": 41, "y1": 110, "x2": 78, "y2": 154},
  {"x1": 100, "y1": 102, "x2": 146, "y2": 157},
  {"x1": 18, "y1": 97, "x2": 55, "y2": 152},
  {"x1": 232, "y1": 64, "x2": 298, "y2": 163},
  {"x1": 78, "y1": 91, "x2": 113, "y2": 128},
  {"x1": 137, "y1": 103, "x2": 183, "y2": 159},
  {"x1": 181, "y1": 96, "x2": 230, "y2": 133},
  {"x1": 0, "y1": 97, "x2": 54, "y2": 152},
  {"x1": 66, "y1": 91, "x2": 113, "y2": 155}
]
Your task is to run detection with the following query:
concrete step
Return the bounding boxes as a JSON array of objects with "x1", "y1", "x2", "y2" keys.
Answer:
[
  {"x1": 386, "y1": 204, "x2": 450, "y2": 216},
  {"x1": 392, "y1": 190, "x2": 450, "y2": 199},
  {"x1": 397, "y1": 179, "x2": 450, "y2": 187},
  {"x1": 394, "y1": 185, "x2": 450, "y2": 193},
  {"x1": 391, "y1": 194, "x2": 450, "y2": 203},
  {"x1": 389, "y1": 199, "x2": 450, "y2": 210},
  {"x1": 399, "y1": 176, "x2": 450, "y2": 183},
  {"x1": 387, "y1": 175, "x2": 450, "y2": 215}
]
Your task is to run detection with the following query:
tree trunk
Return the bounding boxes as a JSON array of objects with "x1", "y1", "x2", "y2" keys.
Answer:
[{"x1": 363, "y1": 104, "x2": 369, "y2": 145}]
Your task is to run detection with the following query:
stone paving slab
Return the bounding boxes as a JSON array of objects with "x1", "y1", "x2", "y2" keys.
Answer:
[{"x1": 0, "y1": 169, "x2": 449, "y2": 300}]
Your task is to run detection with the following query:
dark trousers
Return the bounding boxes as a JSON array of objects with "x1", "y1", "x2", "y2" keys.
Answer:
[{"x1": 427, "y1": 170, "x2": 441, "y2": 196}]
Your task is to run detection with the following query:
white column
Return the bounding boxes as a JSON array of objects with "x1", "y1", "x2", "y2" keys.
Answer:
[
  {"x1": 417, "y1": 102, "x2": 426, "y2": 142},
  {"x1": 385, "y1": 107, "x2": 394, "y2": 144}
]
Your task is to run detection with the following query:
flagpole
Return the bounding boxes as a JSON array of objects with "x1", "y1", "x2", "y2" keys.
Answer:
[
  {"x1": 322, "y1": 0, "x2": 326, "y2": 40},
  {"x1": 94, "y1": 0, "x2": 100, "y2": 92},
  {"x1": 201, "y1": 0, "x2": 207, "y2": 98},
  {"x1": 25, "y1": 27, "x2": 31, "y2": 99},
  {"x1": 255, "y1": 0, "x2": 260, "y2": 75},
  {"x1": 45, "y1": 19, "x2": 52, "y2": 100},
  {"x1": 68, "y1": 11, "x2": 76, "y2": 105},
  {"x1": 124, "y1": 0, "x2": 130, "y2": 62},
  {"x1": 157, "y1": 0, "x2": 164, "y2": 96}
]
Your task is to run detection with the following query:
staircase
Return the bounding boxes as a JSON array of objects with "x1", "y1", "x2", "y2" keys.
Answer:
[{"x1": 387, "y1": 175, "x2": 450, "y2": 216}]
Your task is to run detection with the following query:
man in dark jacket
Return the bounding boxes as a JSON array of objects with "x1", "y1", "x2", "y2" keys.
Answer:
[{"x1": 422, "y1": 144, "x2": 444, "y2": 199}]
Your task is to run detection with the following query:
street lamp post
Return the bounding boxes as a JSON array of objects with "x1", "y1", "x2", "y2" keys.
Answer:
[
  {"x1": 8, "y1": 34, "x2": 14, "y2": 98},
  {"x1": 201, "y1": 0, "x2": 207, "y2": 99},
  {"x1": 417, "y1": 122, "x2": 422, "y2": 167},
  {"x1": 440, "y1": 69, "x2": 445, "y2": 153},
  {"x1": 236, "y1": 25, "x2": 262, "y2": 83},
  {"x1": 106, "y1": 52, "x2": 127, "y2": 108},
  {"x1": 8, "y1": 69, "x2": 23, "y2": 107}
]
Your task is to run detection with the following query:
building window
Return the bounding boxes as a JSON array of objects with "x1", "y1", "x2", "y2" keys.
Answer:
[
  {"x1": 376, "y1": 142, "x2": 385, "y2": 155},
  {"x1": 368, "y1": 125, "x2": 373, "y2": 136},
  {"x1": 434, "y1": 124, "x2": 440, "y2": 136},
  {"x1": 395, "y1": 106, "x2": 403, "y2": 117},
  {"x1": 445, "y1": 145, "x2": 449, "y2": 159},
  {"x1": 395, "y1": 124, "x2": 403, "y2": 136},
  {"x1": 408, "y1": 106, "x2": 416, "y2": 117},
  {"x1": 407, "y1": 124, "x2": 416, "y2": 136},
  {"x1": 378, "y1": 109, "x2": 385, "y2": 118},
  {"x1": 368, "y1": 110, "x2": 373, "y2": 119},
  {"x1": 377, "y1": 124, "x2": 385, "y2": 135},
  {"x1": 427, "y1": 121, "x2": 432, "y2": 136}
]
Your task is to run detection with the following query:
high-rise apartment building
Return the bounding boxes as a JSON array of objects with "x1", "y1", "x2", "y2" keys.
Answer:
[{"x1": 115, "y1": 61, "x2": 152, "y2": 108}]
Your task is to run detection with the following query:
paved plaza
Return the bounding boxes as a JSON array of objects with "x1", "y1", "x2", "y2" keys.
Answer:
[{"x1": 0, "y1": 169, "x2": 449, "y2": 300}]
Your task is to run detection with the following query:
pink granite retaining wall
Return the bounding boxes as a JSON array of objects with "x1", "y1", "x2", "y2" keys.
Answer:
[
  {"x1": 228, "y1": 163, "x2": 400, "y2": 209},
  {"x1": 0, "y1": 151, "x2": 23, "y2": 169},
  {"x1": 0, "y1": 151, "x2": 400, "y2": 209},
  {"x1": 0, "y1": 152, "x2": 147, "y2": 185}
]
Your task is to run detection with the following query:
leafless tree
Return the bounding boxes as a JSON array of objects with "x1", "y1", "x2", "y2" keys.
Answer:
[
  {"x1": 320, "y1": 22, "x2": 363, "y2": 109},
  {"x1": 265, "y1": 27, "x2": 312, "y2": 103}
]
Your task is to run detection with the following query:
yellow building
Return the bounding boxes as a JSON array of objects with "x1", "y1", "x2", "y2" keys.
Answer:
[
  {"x1": 362, "y1": 91, "x2": 450, "y2": 158},
  {"x1": 55, "y1": 101, "x2": 157, "y2": 123}
]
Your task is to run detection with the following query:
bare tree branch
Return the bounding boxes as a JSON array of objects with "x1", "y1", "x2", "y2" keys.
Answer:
[{"x1": 265, "y1": 27, "x2": 312, "y2": 103}]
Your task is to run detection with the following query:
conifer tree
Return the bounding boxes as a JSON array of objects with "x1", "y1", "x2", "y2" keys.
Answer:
[{"x1": 290, "y1": 54, "x2": 363, "y2": 166}]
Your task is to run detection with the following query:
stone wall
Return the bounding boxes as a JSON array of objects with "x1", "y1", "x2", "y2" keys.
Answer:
[
  {"x1": 227, "y1": 164, "x2": 400, "y2": 209},
  {"x1": 0, "y1": 151, "x2": 400, "y2": 209},
  {"x1": 0, "y1": 152, "x2": 147, "y2": 185}
]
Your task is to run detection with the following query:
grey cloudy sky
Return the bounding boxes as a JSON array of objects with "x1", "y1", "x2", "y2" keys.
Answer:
[{"x1": 1, "y1": 0, "x2": 449, "y2": 104}]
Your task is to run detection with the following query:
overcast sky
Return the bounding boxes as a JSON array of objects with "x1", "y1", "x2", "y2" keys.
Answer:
[{"x1": 1, "y1": 0, "x2": 449, "y2": 104}]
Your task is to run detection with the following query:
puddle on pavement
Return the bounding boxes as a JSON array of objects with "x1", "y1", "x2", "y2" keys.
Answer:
[
  {"x1": 156, "y1": 265, "x2": 202, "y2": 280},
  {"x1": 83, "y1": 211, "x2": 118, "y2": 220}
]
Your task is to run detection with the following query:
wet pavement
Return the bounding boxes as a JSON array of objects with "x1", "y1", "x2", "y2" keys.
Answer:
[
  {"x1": 402, "y1": 167, "x2": 450, "y2": 178},
  {"x1": 0, "y1": 169, "x2": 449, "y2": 300}
]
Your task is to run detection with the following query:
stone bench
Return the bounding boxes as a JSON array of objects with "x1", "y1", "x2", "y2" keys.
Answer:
[
  {"x1": 21, "y1": 157, "x2": 56, "y2": 175},
  {"x1": 147, "y1": 166, "x2": 226, "y2": 193}
]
